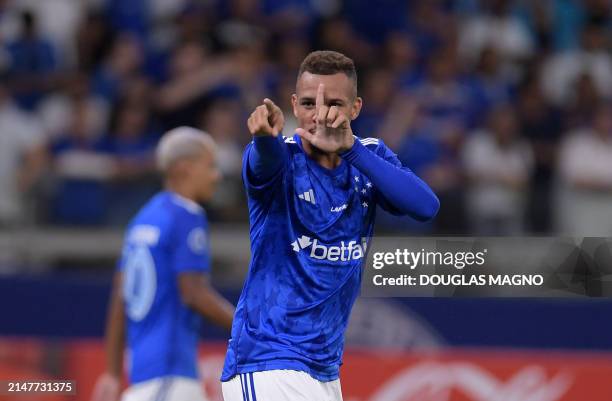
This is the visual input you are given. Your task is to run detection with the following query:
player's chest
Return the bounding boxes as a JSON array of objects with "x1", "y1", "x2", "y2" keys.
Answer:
[{"x1": 282, "y1": 163, "x2": 375, "y2": 237}]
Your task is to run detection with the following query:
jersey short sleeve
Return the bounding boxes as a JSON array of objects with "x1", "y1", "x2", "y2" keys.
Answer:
[{"x1": 171, "y1": 210, "x2": 210, "y2": 273}]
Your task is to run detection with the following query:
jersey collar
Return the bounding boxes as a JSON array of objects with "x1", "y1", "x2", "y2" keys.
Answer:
[{"x1": 169, "y1": 191, "x2": 204, "y2": 215}]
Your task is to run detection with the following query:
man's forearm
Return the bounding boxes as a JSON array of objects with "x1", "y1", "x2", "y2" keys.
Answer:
[
  {"x1": 179, "y1": 273, "x2": 235, "y2": 331},
  {"x1": 247, "y1": 135, "x2": 287, "y2": 185},
  {"x1": 340, "y1": 140, "x2": 440, "y2": 221},
  {"x1": 105, "y1": 273, "x2": 125, "y2": 378},
  {"x1": 185, "y1": 285, "x2": 235, "y2": 331}
]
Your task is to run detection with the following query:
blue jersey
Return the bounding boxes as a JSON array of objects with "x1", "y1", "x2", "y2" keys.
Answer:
[
  {"x1": 118, "y1": 191, "x2": 210, "y2": 384},
  {"x1": 222, "y1": 134, "x2": 401, "y2": 382}
]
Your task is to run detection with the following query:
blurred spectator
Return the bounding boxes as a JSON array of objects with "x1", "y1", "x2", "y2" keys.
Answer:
[
  {"x1": 548, "y1": 0, "x2": 612, "y2": 51},
  {"x1": 517, "y1": 76, "x2": 562, "y2": 233},
  {"x1": 11, "y1": 0, "x2": 85, "y2": 66},
  {"x1": 540, "y1": 23, "x2": 612, "y2": 107},
  {"x1": 564, "y1": 72, "x2": 603, "y2": 130},
  {"x1": 516, "y1": 0, "x2": 554, "y2": 52},
  {"x1": 556, "y1": 104, "x2": 612, "y2": 236},
  {"x1": 121, "y1": 75, "x2": 155, "y2": 109},
  {"x1": 272, "y1": 73, "x2": 298, "y2": 136},
  {"x1": 405, "y1": 0, "x2": 453, "y2": 61},
  {"x1": 37, "y1": 73, "x2": 109, "y2": 141},
  {"x1": 407, "y1": 44, "x2": 479, "y2": 136},
  {"x1": 0, "y1": 0, "x2": 20, "y2": 44},
  {"x1": 104, "y1": 101, "x2": 159, "y2": 225},
  {"x1": 199, "y1": 98, "x2": 246, "y2": 220},
  {"x1": 352, "y1": 68, "x2": 395, "y2": 138},
  {"x1": 459, "y1": 0, "x2": 534, "y2": 78},
  {"x1": 0, "y1": 83, "x2": 47, "y2": 226},
  {"x1": 156, "y1": 41, "x2": 237, "y2": 128},
  {"x1": 75, "y1": 11, "x2": 114, "y2": 72},
  {"x1": 343, "y1": 0, "x2": 408, "y2": 44},
  {"x1": 5, "y1": 10, "x2": 57, "y2": 110},
  {"x1": 383, "y1": 31, "x2": 420, "y2": 84},
  {"x1": 91, "y1": 33, "x2": 144, "y2": 103},
  {"x1": 105, "y1": 102, "x2": 157, "y2": 179},
  {"x1": 273, "y1": 35, "x2": 310, "y2": 77},
  {"x1": 219, "y1": 0, "x2": 266, "y2": 30},
  {"x1": 50, "y1": 101, "x2": 114, "y2": 225},
  {"x1": 105, "y1": 0, "x2": 148, "y2": 39},
  {"x1": 463, "y1": 105, "x2": 533, "y2": 234},
  {"x1": 394, "y1": 95, "x2": 466, "y2": 234},
  {"x1": 315, "y1": 17, "x2": 374, "y2": 67},
  {"x1": 470, "y1": 47, "x2": 513, "y2": 114},
  {"x1": 230, "y1": 36, "x2": 274, "y2": 109},
  {"x1": 261, "y1": 0, "x2": 318, "y2": 36}
]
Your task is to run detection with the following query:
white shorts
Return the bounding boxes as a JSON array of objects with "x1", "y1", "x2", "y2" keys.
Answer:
[
  {"x1": 121, "y1": 376, "x2": 208, "y2": 401},
  {"x1": 221, "y1": 370, "x2": 343, "y2": 401}
]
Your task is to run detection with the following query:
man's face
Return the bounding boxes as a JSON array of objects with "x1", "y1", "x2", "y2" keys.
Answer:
[
  {"x1": 185, "y1": 148, "x2": 221, "y2": 203},
  {"x1": 291, "y1": 72, "x2": 362, "y2": 135}
]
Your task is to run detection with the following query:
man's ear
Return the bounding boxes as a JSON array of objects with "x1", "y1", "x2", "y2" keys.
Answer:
[
  {"x1": 170, "y1": 159, "x2": 191, "y2": 179},
  {"x1": 291, "y1": 94, "x2": 298, "y2": 118},
  {"x1": 350, "y1": 96, "x2": 363, "y2": 120}
]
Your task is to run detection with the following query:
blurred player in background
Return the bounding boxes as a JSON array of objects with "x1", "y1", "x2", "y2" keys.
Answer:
[
  {"x1": 221, "y1": 51, "x2": 439, "y2": 400},
  {"x1": 91, "y1": 127, "x2": 235, "y2": 401}
]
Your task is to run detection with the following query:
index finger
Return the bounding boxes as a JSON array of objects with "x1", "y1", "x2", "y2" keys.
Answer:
[
  {"x1": 316, "y1": 83, "x2": 324, "y2": 110},
  {"x1": 263, "y1": 98, "x2": 277, "y2": 113}
]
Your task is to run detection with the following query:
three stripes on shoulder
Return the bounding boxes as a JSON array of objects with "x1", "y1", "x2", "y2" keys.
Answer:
[
  {"x1": 282, "y1": 136, "x2": 379, "y2": 146},
  {"x1": 359, "y1": 137, "x2": 379, "y2": 147}
]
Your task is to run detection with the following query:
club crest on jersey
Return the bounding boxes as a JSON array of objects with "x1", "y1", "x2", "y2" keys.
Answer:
[
  {"x1": 188, "y1": 227, "x2": 207, "y2": 254},
  {"x1": 291, "y1": 235, "x2": 368, "y2": 262}
]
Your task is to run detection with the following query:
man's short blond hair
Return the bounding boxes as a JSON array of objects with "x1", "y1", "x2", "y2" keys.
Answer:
[{"x1": 155, "y1": 126, "x2": 216, "y2": 173}]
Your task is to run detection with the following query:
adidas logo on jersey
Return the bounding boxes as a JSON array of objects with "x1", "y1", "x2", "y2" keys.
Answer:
[
  {"x1": 291, "y1": 235, "x2": 368, "y2": 262},
  {"x1": 298, "y1": 189, "x2": 316, "y2": 204}
]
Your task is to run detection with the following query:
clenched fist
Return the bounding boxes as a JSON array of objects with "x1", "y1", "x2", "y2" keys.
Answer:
[{"x1": 247, "y1": 98, "x2": 285, "y2": 137}]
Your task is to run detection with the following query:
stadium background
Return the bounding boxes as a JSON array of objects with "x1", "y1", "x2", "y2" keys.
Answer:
[{"x1": 1, "y1": 0, "x2": 612, "y2": 400}]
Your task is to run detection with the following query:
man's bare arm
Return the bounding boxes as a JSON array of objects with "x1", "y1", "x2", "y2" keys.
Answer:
[
  {"x1": 90, "y1": 272, "x2": 124, "y2": 401},
  {"x1": 105, "y1": 272, "x2": 125, "y2": 378},
  {"x1": 178, "y1": 272, "x2": 235, "y2": 331}
]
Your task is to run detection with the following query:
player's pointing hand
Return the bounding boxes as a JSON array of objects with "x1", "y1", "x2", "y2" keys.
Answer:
[{"x1": 248, "y1": 98, "x2": 285, "y2": 137}]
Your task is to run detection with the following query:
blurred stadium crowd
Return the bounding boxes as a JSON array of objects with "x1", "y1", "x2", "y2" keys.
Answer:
[{"x1": 1, "y1": 0, "x2": 612, "y2": 236}]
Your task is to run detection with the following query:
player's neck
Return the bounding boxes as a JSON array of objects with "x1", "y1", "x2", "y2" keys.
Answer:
[
  {"x1": 302, "y1": 140, "x2": 342, "y2": 169},
  {"x1": 165, "y1": 180, "x2": 198, "y2": 204}
]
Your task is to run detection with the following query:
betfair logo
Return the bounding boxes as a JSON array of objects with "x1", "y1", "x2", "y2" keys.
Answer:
[{"x1": 291, "y1": 235, "x2": 368, "y2": 262}]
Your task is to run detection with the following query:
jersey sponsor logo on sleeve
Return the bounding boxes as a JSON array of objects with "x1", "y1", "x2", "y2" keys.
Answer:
[
  {"x1": 291, "y1": 235, "x2": 368, "y2": 262},
  {"x1": 188, "y1": 227, "x2": 208, "y2": 254}
]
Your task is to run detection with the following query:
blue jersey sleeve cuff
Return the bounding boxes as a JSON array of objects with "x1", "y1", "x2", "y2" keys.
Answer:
[{"x1": 339, "y1": 137, "x2": 368, "y2": 163}]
